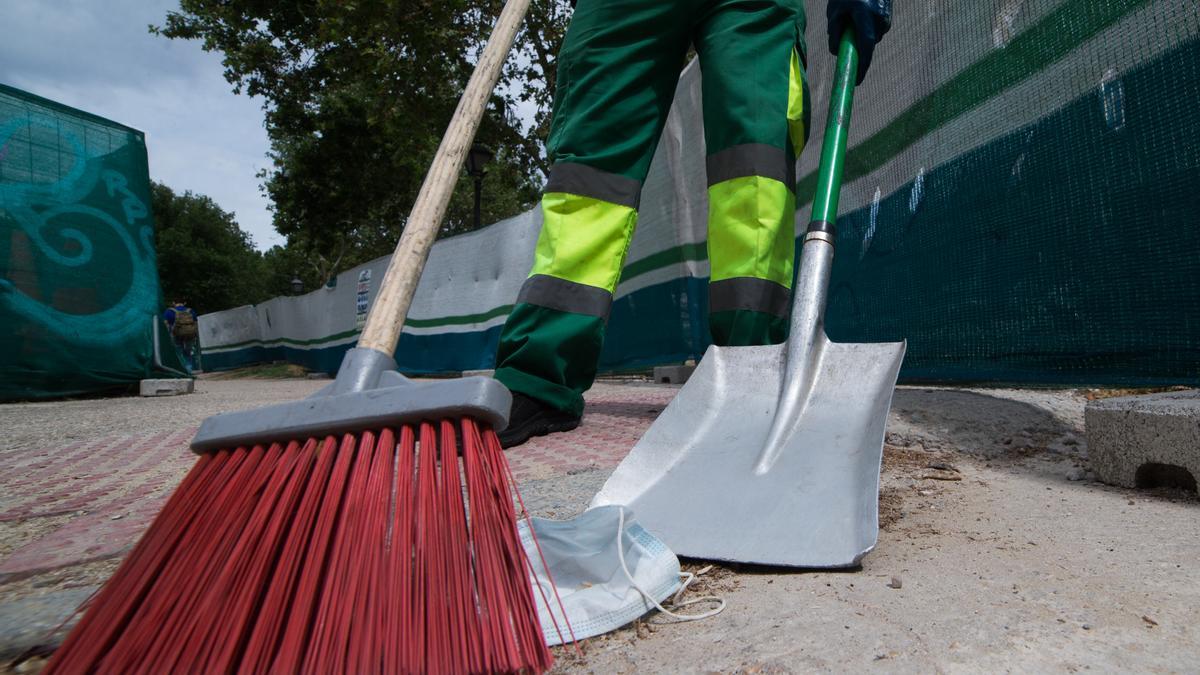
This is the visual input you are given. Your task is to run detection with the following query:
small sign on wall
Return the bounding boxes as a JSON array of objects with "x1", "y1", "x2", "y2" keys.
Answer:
[{"x1": 355, "y1": 269, "x2": 372, "y2": 328}]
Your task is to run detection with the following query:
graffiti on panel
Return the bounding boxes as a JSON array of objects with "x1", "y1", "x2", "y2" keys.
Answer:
[{"x1": 0, "y1": 116, "x2": 157, "y2": 347}]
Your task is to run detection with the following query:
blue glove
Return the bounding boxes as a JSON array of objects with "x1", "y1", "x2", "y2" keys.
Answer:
[{"x1": 827, "y1": 0, "x2": 892, "y2": 84}]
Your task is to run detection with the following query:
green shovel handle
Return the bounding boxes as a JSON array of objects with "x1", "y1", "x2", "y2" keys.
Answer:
[{"x1": 808, "y1": 29, "x2": 859, "y2": 231}]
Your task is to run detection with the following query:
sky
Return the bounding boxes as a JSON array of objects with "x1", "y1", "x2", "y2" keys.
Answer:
[{"x1": 1, "y1": 0, "x2": 281, "y2": 250}]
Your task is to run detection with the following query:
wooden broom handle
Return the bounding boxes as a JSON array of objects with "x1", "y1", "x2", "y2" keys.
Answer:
[{"x1": 358, "y1": 0, "x2": 532, "y2": 355}]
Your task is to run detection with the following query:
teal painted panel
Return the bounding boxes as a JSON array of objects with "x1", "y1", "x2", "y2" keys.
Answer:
[{"x1": 0, "y1": 86, "x2": 165, "y2": 400}]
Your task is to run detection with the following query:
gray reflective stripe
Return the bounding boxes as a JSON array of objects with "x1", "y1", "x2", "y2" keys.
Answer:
[
  {"x1": 708, "y1": 277, "x2": 791, "y2": 317},
  {"x1": 705, "y1": 143, "x2": 795, "y2": 192},
  {"x1": 544, "y1": 162, "x2": 642, "y2": 209},
  {"x1": 517, "y1": 274, "x2": 613, "y2": 320}
]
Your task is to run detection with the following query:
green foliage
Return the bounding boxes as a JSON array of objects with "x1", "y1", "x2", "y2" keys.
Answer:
[
  {"x1": 260, "y1": 243, "x2": 326, "y2": 298},
  {"x1": 153, "y1": 0, "x2": 572, "y2": 283},
  {"x1": 506, "y1": 0, "x2": 572, "y2": 152},
  {"x1": 152, "y1": 181, "x2": 270, "y2": 314}
]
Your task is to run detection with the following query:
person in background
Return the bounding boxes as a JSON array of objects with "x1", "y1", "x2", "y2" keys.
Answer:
[
  {"x1": 493, "y1": 0, "x2": 892, "y2": 448},
  {"x1": 164, "y1": 299, "x2": 199, "y2": 371}
]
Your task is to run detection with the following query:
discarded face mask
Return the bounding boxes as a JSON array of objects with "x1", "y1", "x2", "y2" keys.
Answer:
[{"x1": 519, "y1": 504, "x2": 724, "y2": 646}]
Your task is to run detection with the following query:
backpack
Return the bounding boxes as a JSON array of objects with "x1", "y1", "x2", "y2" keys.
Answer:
[{"x1": 173, "y1": 309, "x2": 198, "y2": 340}]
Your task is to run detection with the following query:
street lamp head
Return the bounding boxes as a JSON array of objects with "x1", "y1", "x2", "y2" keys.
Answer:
[{"x1": 465, "y1": 143, "x2": 494, "y2": 178}]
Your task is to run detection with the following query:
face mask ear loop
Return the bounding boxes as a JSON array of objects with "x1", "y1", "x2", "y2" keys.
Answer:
[{"x1": 615, "y1": 507, "x2": 726, "y2": 622}]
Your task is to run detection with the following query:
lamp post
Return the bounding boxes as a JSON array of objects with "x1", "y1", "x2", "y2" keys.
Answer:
[{"x1": 465, "y1": 143, "x2": 493, "y2": 231}]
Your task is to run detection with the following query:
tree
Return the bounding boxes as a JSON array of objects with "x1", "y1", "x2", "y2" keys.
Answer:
[
  {"x1": 504, "y1": 0, "x2": 572, "y2": 162},
  {"x1": 260, "y1": 243, "x2": 325, "y2": 299},
  {"x1": 152, "y1": 181, "x2": 269, "y2": 314},
  {"x1": 153, "y1": 0, "x2": 572, "y2": 284}
]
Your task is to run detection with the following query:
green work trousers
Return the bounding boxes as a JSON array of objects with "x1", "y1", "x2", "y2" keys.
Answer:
[{"x1": 495, "y1": 0, "x2": 811, "y2": 416}]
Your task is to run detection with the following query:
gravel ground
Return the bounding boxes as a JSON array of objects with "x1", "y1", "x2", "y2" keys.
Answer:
[{"x1": 1, "y1": 378, "x2": 1197, "y2": 673}]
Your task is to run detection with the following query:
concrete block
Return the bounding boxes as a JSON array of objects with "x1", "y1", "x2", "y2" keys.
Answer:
[
  {"x1": 1085, "y1": 390, "x2": 1200, "y2": 491},
  {"x1": 653, "y1": 365, "x2": 695, "y2": 385},
  {"x1": 139, "y1": 378, "x2": 194, "y2": 397}
]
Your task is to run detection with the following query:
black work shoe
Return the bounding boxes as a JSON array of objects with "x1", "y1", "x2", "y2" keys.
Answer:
[{"x1": 498, "y1": 392, "x2": 581, "y2": 449}]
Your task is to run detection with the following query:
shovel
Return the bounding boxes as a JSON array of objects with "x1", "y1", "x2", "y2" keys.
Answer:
[{"x1": 591, "y1": 30, "x2": 905, "y2": 568}]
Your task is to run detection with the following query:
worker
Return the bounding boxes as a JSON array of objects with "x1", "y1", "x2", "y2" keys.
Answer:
[
  {"x1": 496, "y1": 0, "x2": 892, "y2": 447},
  {"x1": 164, "y1": 298, "x2": 199, "y2": 370}
]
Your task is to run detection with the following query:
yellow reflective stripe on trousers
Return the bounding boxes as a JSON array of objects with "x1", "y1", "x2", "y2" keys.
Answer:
[
  {"x1": 788, "y1": 47, "x2": 806, "y2": 157},
  {"x1": 707, "y1": 175, "x2": 796, "y2": 287},
  {"x1": 533, "y1": 192, "x2": 639, "y2": 293}
]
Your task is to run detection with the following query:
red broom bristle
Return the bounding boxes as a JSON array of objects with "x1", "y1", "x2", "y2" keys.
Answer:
[{"x1": 44, "y1": 419, "x2": 555, "y2": 674}]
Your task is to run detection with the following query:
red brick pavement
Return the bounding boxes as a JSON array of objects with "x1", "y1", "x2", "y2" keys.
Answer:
[
  {"x1": 503, "y1": 384, "x2": 675, "y2": 479},
  {"x1": 0, "y1": 429, "x2": 197, "y2": 576},
  {"x1": 0, "y1": 383, "x2": 678, "y2": 578},
  {"x1": 0, "y1": 430, "x2": 195, "y2": 522}
]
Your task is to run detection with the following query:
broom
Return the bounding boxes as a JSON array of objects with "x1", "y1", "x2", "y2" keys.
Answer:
[{"x1": 44, "y1": 0, "x2": 562, "y2": 671}]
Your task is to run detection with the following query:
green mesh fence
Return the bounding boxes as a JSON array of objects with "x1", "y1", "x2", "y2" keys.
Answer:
[
  {"x1": 810, "y1": 0, "x2": 1200, "y2": 386},
  {"x1": 0, "y1": 84, "x2": 184, "y2": 400}
]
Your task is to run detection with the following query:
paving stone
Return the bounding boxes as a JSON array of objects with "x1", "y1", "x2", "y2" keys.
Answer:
[
  {"x1": 0, "y1": 429, "x2": 195, "y2": 577},
  {"x1": 505, "y1": 384, "x2": 672, "y2": 481},
  {"x1": 138, "y1": 378, "x2": 194, "y2": 397},
  {"x1": 1085, "y1": 390, "x2": 1200, "y2": 491}
]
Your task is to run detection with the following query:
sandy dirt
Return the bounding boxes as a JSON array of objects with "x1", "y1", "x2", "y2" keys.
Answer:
[{"x1": 546, "y1": 387, "x2": 1200, "y2": 673}]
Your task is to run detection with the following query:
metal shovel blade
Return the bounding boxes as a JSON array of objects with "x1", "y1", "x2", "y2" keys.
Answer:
[
  {"x1": 591, "y1": 336, "x2": 903, "y2": 567},
  {"x1": 595, "y1": 36, "x2": 903, "y2": 567}
]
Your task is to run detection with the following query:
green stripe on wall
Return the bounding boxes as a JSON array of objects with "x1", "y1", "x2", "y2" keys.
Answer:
[
  {"x1": 620, "y1": 241, "x2": 708, "y2": 280},
  {"x1": 208, "y1": 307, "x2": 516, "y2": 351},
  {"x1": 208, "y1": 329, "x2": 360, "y2": 352},
  {"x1": 405, "y1": 303, "x2": 514, "y2": 328},
  {"x1": 270, "y1": 329, "x2": 360, "y2": 348}
]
